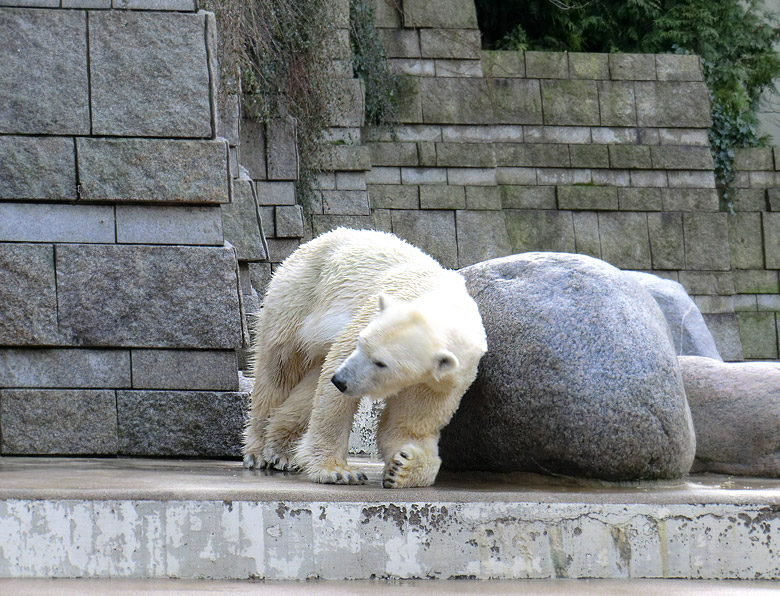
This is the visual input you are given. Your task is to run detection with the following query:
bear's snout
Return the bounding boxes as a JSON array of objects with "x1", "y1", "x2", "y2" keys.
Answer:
[{"x1": 331, "y1": 373, "x2": 348, "y2": 393}]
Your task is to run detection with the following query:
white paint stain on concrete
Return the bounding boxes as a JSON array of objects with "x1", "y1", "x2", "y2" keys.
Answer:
[{"x1": 0, "y1": 499, "x2": 777, "y2": 580}]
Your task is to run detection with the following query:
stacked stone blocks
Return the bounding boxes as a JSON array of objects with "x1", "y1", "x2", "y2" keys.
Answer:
[
  {"x1": 0, "y1": 3, "x2": 249, "y2": 456},
  {"x1": 307, "y1": 0, "x2": 374, "y2": 240},
  {"x1": 344, "y1": 0, "x2": 778, "y2": 361}
]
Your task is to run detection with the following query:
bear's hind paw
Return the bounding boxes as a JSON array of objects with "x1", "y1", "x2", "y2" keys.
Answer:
[{"x1": 262, "y1": 446, "x2": 300, "y2": 472}]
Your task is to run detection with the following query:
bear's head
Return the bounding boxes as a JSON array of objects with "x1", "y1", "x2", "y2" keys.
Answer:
[{"x1": 331, "y1": 294, "x2": 463, "y2": 399}]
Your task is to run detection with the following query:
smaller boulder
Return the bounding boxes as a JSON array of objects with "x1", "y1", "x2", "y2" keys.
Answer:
[
  {"x1": 624, "y1": 271, "x2": 721, "y2": 361},
  {"x1": 680, "y1": 356, "x2": 780, "y2": 477}
]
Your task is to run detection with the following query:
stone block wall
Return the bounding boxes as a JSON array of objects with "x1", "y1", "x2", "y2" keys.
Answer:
[
  {"x1": 275, "y1": 0, "x2": 776, "y2": 362},
  {"x1": 3, "y1": 0, "x2": 775, "y2": 459},
  {"x1": 0, "y1": 2, "x2": 251, "y2": 456}
]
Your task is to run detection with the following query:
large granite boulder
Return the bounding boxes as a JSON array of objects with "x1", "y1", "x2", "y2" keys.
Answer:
[
  {"x1": 624, "y1": 271, "x2": 721, "y2": 360},
  {"x1": 440, "y1": 252, "x2": 696, "y2": 480},
  {"x1": 680, "y1": 356, "x2": 780, "y2": 477}
]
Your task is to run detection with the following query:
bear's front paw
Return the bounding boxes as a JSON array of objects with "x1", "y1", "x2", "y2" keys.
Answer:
[
  {"x1": 383, "y1": 444, "x2": 440, "y2": 489},
  {"x1": 307, "y1": 462, "x2": 368, "y2": 485},
  {"x1": 243, "y1": 452, "x2": 267, "y2": 470},
  {"x1": 262, "y1": 445, "x2": 300, "y2": 472}
]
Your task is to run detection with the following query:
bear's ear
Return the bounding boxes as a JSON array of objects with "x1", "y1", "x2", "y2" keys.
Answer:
[
  {"x1": 377, "y1": 293, "x2": 398, "y2": 312},
  {"x1": 433, "y1": 350, "x2": 459, "y2": 380}
]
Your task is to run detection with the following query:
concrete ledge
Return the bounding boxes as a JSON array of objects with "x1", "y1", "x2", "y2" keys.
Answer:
[{"x1": 0, "y1": 458, "x2": 778, "y2": 580}]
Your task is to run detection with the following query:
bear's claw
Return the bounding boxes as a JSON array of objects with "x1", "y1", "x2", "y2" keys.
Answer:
[
  {"x1": 309, "y1": 464, "x2": 367, "y2": 485},
  {"x1": 384, "y1": 450, "x2": 413, "y2": 488},
  {"x1": 383, "y1": 444, "x2": 440, "y2": 489},
  {"x1": 243, "y1": 453, "x2": 260, "y2": 469},
  {"x1": 262, "y1": 447, "x2": 299, "y2": 472}
]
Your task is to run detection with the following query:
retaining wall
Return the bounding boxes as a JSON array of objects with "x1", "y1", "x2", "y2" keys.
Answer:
[
  {"x1": 2, "y1": 0, "x2": 778, "y2": 457},
  {"x1": 0, "y1": 1, "x2": 252, "y2": 456},
  {"x1": 254, "y1": 0, "x2": 779, "y2": 362}
]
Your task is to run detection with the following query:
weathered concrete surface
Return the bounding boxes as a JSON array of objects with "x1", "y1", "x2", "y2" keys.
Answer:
[
  {"x1": 0, "y1": 244, "x2": 58, "y2": 346},
  {"x1": 55, "y1": 245, "x2": 242, "y2": 349},
  {"x1": 0, "y1": 459, "x2": 778, "y2": 580},
  {"x1": 89, "y1": 11, "x2": 211, "y2": 137},
  {"x1": 0, "y1": 8, "x2": 89, "y2": 134},
  {"x1": 77, "y1": 138, "x2": 230, "y2": 203}
]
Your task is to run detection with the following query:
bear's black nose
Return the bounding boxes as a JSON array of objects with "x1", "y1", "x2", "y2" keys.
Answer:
[{"x1": 331, "y1": 374, "x2": 348, "y2": 393}]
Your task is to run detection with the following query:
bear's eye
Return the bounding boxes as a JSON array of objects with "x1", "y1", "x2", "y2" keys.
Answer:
[{"x1": 373, "y1": 360, "x2": 387, "y2": 369}]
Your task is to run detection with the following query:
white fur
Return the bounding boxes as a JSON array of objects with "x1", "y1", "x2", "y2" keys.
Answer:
[{"x1": 243, "y1": 228, "x2": 487, "y2": 488}]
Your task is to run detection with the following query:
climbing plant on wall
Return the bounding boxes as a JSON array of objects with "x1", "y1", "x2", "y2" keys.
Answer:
[
  {"x1": 476, "y1": 0, "x2": 780, "y2": 211},
  {"x1": 350, "y1": 0, "x2": 399, "y2": 126},
  {"x1": 195, "y1": 0, "x2": 397, "y2": 206},
  {"x1": 203, "y1": 0, "x2": 337, "y2": 204}
]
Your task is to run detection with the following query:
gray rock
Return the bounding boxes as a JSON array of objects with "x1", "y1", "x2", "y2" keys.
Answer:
[
  {"x1": 635, "y1": 81, "x2": 712, "y2": 128},
  {"x1": 0, "y1": 244, "x2": 58, "y2": 346},
  {"x1": 221, "y1": 177, "x2": 268, "y2": 261},
  {"x1": 702, "y1": 313, "x2": 744, "y2": 361},
  {"x1": 0, "y1": 9, "x2": 89, "y2": 134},
  {"x1": 63, "y1": 0, "x2": 110, "y2": 7},
  {"x1": 440, "y1": 252, "x2": 696, "y2": 480},
  {"x1": 89, "y1": 11, "x2": 211, "y2": 137},
  {"x1": 117, "y1": 390, "x2": 245, "y2": 456},
  {"x1": 55, "y1": 245, "x2": 242, "y2": 349},
  {"x1": 1, "y1": 389, "x2": 118, "y2": 455},
  {"x1": 255, "y1": 181, "x2": 296, "y2": 206},
  {"x1": 113, "y1": 0, "x2": 196, "y2": 9},
  {"x1": 275, "y1": 205, "x2": 305, "y2": 238},
  {"x1": 505, "y1": 210, "x2": 575, "y2": 254},
  {"x1": 391, "y1": 209, "x2": 457, "y2": 269},
  {"x1": 0, "y1": 1, "x2": 58, "y2": 6},
  {"x1": 624, "y1": 271, "x2": 722, "y2": 361},
  {"x1": 420, "y1": 78, "x2": 493, "y2": 125},
  {"x1": 0, "y1": 203, "x2": 115, "y2": 243},
  {"x1": 130, "y1": 350, "x2": 239, "y2": 391},
  {"x1": 77, "y1": 138, "x2": 230, "y2": 203},
  {"x1": 239, "y1": 118, "x2": 267, "y2": 179},
  {"x1": 115, "y1": 205, "x2": 223, "y2": 245},
  {"x1": 0, "y1": 136, "x2": 76, "y2": 200},
  {"x1": 266, "y1": 118, "x2": 299, "y2": 180},
  {"x1": 0, "y1": 349, "x2": 131, "y2": 388},
  {"x1": 402, "y1": 0, "x2": 478, "y2": 28},
  {"x1": 456, "y1": 210, "x2": 512, "y2": 268},
  {"x1": 680, "y1": 356, "x2": 780, "y2": 477}
]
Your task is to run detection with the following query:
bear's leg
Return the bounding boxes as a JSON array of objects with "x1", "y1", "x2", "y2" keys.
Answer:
[
  {"x1": 262, "y1": 366, "x2": 319, "y2": 471},
  {"x1": 242, "y1": 379, "x2": 282, "y2": 469},
  {"x1": 376, "y1": 395, "x2": 447, "y2": 489},
  {"x1": 294, "y1": 370, "x2": 367, "y2": 484},
  {"x1": 243, "y1": 346, "x2": 306, "y2": 469}
]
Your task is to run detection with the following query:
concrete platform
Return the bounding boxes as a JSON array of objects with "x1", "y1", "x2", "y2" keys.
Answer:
[{"x1": 0, "y1": 458, "x2": 779, "y2": 580}]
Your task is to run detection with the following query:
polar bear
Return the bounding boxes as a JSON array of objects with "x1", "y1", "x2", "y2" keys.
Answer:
[{"x1": 243, "y1": 228, "x2": 487, "y2": 488}]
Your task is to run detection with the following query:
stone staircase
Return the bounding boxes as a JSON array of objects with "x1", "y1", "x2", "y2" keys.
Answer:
[{"x1": 0, "y1": 457, "x2": 778, "y2": 584}]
